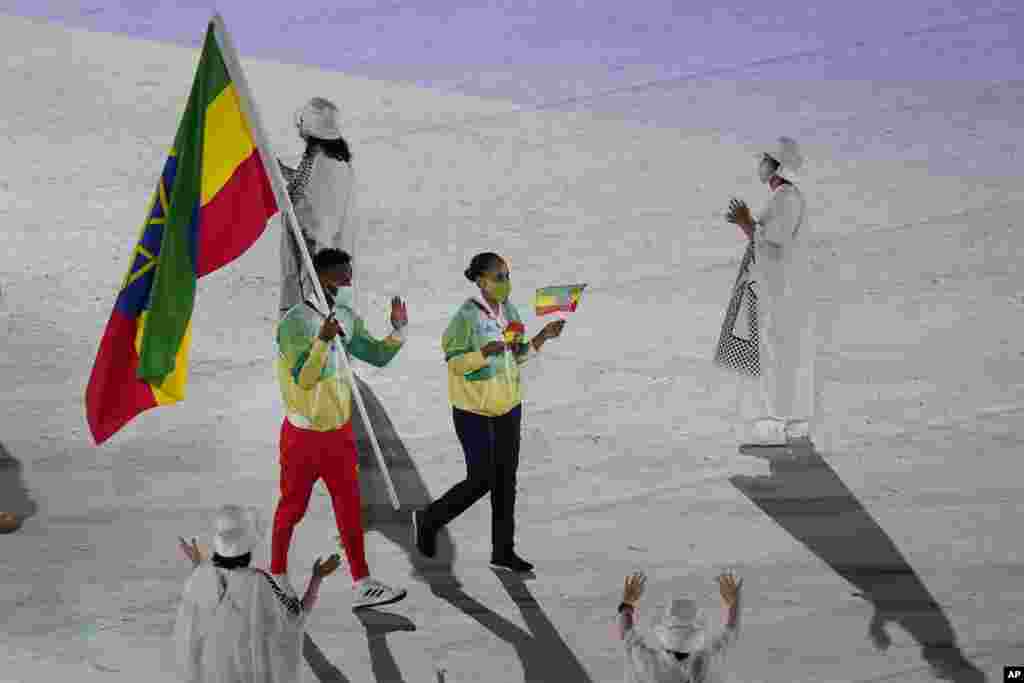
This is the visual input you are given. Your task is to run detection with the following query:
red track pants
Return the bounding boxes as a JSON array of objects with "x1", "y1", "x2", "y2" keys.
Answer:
[{"x1": 270, "y1": 418, "x2": 369, "y2": 582}]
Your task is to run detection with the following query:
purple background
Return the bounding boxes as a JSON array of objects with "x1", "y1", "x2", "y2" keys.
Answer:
[{"x1": 4, "y1": 0, "x2": 1021, "y2": 114}]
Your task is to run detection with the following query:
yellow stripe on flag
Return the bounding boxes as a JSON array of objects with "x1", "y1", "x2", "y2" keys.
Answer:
[
  {"x1": 200, "y1": 83, "x2": 256, "y2": 205},
  {"x1": 135, "y1": 312, "x2": 192, "y2": 405}
]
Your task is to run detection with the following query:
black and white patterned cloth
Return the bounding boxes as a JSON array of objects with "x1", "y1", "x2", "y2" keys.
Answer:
[
  {"x1": 256, "y1": 569, "x2": 303, "y2": 617},
  {"x1": 279, "y1": 160, "x2": 295, "y2": 183},
  {"x1": 279, "y1": 150, "x2": 320, "y2": 308},
  {"x1": 280, "y1": 148, "x2": 317, "y2": 206},
  {"x1": 279, "y1": 151, "x2": 318, "y2": 248},
  {"x1": 714, "y1": 241, "x2": 760, "y2": 377}
]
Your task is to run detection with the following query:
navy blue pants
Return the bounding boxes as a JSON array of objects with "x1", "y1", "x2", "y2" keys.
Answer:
[{"x1": 423, "y1": 405, "x2": 522, "y2": 556}]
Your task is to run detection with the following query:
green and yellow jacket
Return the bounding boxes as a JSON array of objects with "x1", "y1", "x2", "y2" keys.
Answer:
[
  {"x1": 442, "y1": 297, "x2": 538, "y2": 417},
  {"x1": 276, "y1": 300, "x2": 404, "y2": 431}
]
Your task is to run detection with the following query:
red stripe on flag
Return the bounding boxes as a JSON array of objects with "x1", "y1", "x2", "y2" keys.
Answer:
[
  {"x1": 536, "y1": 305, "x2": 564, "y2": 316},
  {"x1": 196, "y1": 151, "x2": 277, "y2": 277},
  {"x1": 86, "y1": 310, "x2": 159, "y2": 445}
]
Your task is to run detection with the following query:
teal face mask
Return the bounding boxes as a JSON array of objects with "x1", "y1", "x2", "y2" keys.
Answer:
[
  {"x1": 329, "y1": 286, "x2": 356, "y2": 343},
  {"x1": 332, "y1": 285, "x2": 355, "y2": 312}
]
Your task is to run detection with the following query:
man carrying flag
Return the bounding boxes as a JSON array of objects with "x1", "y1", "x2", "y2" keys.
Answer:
[
  {"x1": 272, "y1": 248, "x2": 409, "y2": 610},
  {"x1": 85, "y1": 19, "x2": 277, "y2": 445}
]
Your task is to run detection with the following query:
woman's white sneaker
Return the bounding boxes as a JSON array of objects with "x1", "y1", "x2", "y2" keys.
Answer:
[
  {"x1": 785, "y1": 420, "x2": 811, "y2": 442},
  {"x1": 747, "y1": 418, "x2": 787, "y2": 446}
]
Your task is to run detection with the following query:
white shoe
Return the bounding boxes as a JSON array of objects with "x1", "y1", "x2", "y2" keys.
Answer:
[
  {"x1": 353, "y1": 578, "x2": 407, "y2": 610},
  {"x1": 785, "y1": 420, "x2": 811, "y2": 442},
  {"x1": 747, "y1": 418, "x2": 787, "y2": 446}
]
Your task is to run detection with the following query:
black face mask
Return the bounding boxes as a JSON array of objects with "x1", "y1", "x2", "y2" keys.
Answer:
[{"x1": 668, "y1": 650, "x2": 690, "y2": 662}]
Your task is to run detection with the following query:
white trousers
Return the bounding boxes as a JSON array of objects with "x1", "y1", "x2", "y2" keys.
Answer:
[{"x1": 734, "y1": 286, "x2": 819, "y2": 441}]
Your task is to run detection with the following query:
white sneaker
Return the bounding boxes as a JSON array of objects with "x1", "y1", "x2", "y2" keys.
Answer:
[
  {"x1": 352, "y1": 578, "x2": 407, "y2": 610},
  {"x1": 748, "y1": 418, "x2": 787, "y2": 446},
  {"x1": 785, "y1": 420, "x2": 811, "y2": 442}
]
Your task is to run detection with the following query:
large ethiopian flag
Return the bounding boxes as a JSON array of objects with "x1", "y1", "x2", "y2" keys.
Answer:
[{"x1": 86, "y1": 18, "x2": 278, "y2": 445}]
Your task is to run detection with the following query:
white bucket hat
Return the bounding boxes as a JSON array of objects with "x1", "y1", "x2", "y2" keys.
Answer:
[
  {"x1": 761, "y1": 136, "x2": 804, "y2": 182},
  {"x1": 652, "y1": 599, "x2": 707, "y2": 652},
  {"x1": 295, "y1": 97, "x2": 343, "y2": 140},
  {"x1": 211, "y1": 505, "x2": 262, "y2": 558}
]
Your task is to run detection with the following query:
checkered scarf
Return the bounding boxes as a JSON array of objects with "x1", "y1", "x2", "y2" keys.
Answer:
[
  {"x1": 279, "y1": 148, "x2": 320, "y2": 306},
  {"x1": 280, "y1": 146, "x2": 318, "y2": 206}
]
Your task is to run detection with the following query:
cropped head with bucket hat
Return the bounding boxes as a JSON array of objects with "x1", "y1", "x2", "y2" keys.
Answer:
[
  {"x1": 295, "y1": 97, "x2": 344, "y2": 141},
  {"x1": 759, "y1": 136, "x2": 803, "y2": 183},
  {"x1": 617, "y1": 571, "x2": 743, "y2": 681},
  {"x1": 212, "y1": 504, "x2": 264, "y2": 560},
  {"x1": 652, "y1": 598, "x2": 708, "y2": 653}
]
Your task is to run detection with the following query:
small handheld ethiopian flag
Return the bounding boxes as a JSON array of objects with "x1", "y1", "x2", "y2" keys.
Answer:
[
  {"x1": 503, "y1": 320, "x2": 526, "y2": 344},
  {"x1": 534, "y1": 284, "x2": 586, "y2": 319}
]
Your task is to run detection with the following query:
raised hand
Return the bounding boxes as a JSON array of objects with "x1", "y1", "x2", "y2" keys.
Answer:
[
  {"x1": 726, "y1": 198, "x2": 753, "y2": 227},
  {"x1": 390, "y1": 296, "x2": 408, "y2": 329},
  {"x1": 622, "y1": 572, "x2": 647, "y2": 607},
  {"x1": 717, "y1": 571, "x2": 742, "y2": 608},
  {"x1": 178, "y1": 536, "x2": 204, "y2": 567},
  {"x1": 312, "y1": 553, "x2": 342, "y2": 579}
]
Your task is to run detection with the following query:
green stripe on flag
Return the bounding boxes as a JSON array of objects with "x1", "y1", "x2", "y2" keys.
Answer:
[{"x1": 137, "y1": 24, "x2": 231, "y2": 383}]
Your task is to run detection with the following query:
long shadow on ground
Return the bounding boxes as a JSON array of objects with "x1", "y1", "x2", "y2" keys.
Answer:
[
  {"x1": 355, "y1": 608, "x2": 419, "y2": 683},
  {"x1": 350, "y1": 373, "x2": 592, "y2": 683},
  {"x1": 730, "y1": 443, "x2": 984, "y2": 682},
  {"x1": 421, "y1": 568, "x2": 593, "y2": 683},
  {"x1": 352, "y1": 373, "x2": 459, "y2": 584},
  {"x1": 0, "y1": 441, "x2": 38, "y2": 528},
  {"x1": 302, "y1": 612, "x2": 427, "y2": 683},
  {"x1": 304, "y1": 633, "x2": 353, "y2": 683}
]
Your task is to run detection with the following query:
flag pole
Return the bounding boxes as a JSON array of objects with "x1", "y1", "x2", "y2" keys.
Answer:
[{"x1": 210, "y1": 13, "x2": 401, "y2": 510}]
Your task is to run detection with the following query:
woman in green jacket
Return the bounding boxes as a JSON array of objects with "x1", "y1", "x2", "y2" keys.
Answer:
[{"x1": 413, "y1": 252, "x2": 565, "y2": 572}]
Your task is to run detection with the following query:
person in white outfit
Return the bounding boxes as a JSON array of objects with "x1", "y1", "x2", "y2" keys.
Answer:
[
  {"x1": 617, "y1": 572, "x2": 743, "y2": 683},
  {"x1": 726, "y1": 136, "x2": 818, "y2": 446},
  {"x1": 174, "y1": 505, "x2": 342, "y2": 683},
  {"x1": 279, "y1": 96, "x2": 360, "y2": 318}
]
